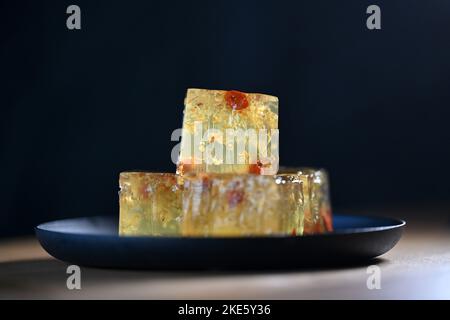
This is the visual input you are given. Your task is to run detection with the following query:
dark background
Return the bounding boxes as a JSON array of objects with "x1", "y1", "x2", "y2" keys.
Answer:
[{"x1": 1, "y1": 0, "x2": 449, "y2": 237}]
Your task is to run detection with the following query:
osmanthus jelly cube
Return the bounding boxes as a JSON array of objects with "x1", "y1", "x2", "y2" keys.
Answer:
[
  {"x1": 119, "y1": 172, "x2": 182, "y2": 236},
  {"x1": 279, "y1": 167, "x2": 333, "y2": 234},
  {"x1": 177, "y1": 88, "x2": 279, "y2": 175},
  {"x1": 180, "y1": 173, "x2": 304, "y2": 236},
  {"x1": 119, "y1": 171, "x2": 306, "y2": 237},
  {"x1": 118, "y1": 169, "x2": 332, "y2": 236}
]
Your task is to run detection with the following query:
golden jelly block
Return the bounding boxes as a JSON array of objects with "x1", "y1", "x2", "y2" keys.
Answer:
[
  {"x1": 119, "y1": 172, "x2": 181, "y2": 236},
  {"x1": 180, "y1": 173, "x2": 303, "y2": 236},
  {"x1": 177, "y1": 88, "x2": 279, "y2": 175},
  {"x1": 279, "y1": 167, "x2": 333, "y2": 234},
  {"x1": 118, "y1": 169, "x2": 332, "y2": 237}
]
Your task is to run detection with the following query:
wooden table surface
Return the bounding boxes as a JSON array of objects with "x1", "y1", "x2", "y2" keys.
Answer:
[{"x1": 1, "y1": 206, "x2": 449, "y2": 299}]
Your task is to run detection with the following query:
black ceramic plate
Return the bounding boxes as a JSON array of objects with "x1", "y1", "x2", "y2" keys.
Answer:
[{"x1": 35, "y1": 214, "x2": 405, "y2": 269}]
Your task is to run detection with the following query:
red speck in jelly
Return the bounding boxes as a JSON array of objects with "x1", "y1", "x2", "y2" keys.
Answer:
[
  {"x1": 140, "y1": 183, "x2": 150, "y2": 199},
  {"x1": 224, "y1": 90, "x2": 249, "y2": 111},
  {"x1": 227, "y1": 190, "x2": 244, "y2": 208},
  {"x1": 248, "y1": 161, "x2": 263, "y2": 174},
  {"x1": 177, "y1": 162, "x2": 195, "y2": 175},
  {"x1": 201, "y1": 176, "x2": 210, "y2": 189},
  {"x1": 248, "y1": 164, "x2": 261, "y2": 174},
  {"x1": 291, "y1": 228, "x2": 297, "y2": 236},
  {"x1": 323, "y1": 208, "x2": 333, "y2": 232}
]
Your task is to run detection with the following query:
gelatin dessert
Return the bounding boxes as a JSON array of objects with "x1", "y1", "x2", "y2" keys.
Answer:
[
  {"x1": 278, "y1": 167, "x2": 333, "y2": 234},
  {"x1": 118, "y1": 88, "x2": 333, "y2": 237},
  {"x1": 119, "y1": 169, "x2": 332, "y2": 237},
  {"x1": 177, "y1": 88, "x2": 279, "y2": 176},
  {"x1": 180, "y1": 173, "x2": 304, "y2": 236},
  {"x1": 119, "y1": 172, "x2": 181, "y2": 236}
]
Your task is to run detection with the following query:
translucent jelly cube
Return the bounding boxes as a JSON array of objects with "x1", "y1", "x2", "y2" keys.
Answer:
[
  {"x1": 119, "y1": 172, "x2": 182, "y2": 236},
  {"x1": 177, "y1": 88, "x2": 279, "y2": 175},
  {"x1": 279, "y1": 167, "x2": 333, "y2": 234},
  {"x1": 180, "y1": 173, "x2": 303, "y2": 236},
  {"x1": 118, "y1": 168, "x2": 332, "y2": 237}
]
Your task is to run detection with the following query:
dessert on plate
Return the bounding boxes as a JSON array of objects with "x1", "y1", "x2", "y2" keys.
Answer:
[{"x1": 119, "y1": 89, "x2": 333, "y2": 237}]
